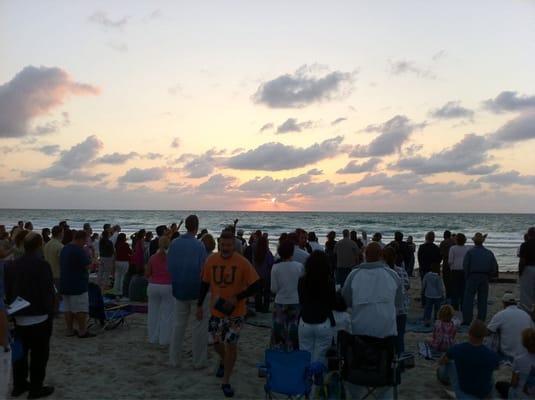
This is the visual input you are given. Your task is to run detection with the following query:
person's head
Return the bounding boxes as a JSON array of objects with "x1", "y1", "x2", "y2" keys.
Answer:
[
  {"x1": 472, "y1": 232, "x2": 487, "y2": 246},
  {"x1": 23, "y1": 232, "x2": 43, "y2": 253},
  {"x1": 372, "y1": 232, "x2": 382, "y2": 242},
  {"x1": 52, "y1": 225, "x2": 64, "y2": 240},
  {"x1": 73, "y1": 230, "x2": 87, "y2": 247},
  {"x1": 502, "y1": 292, "x2": 517, "y2": 308},
  {"x1": 425, "y1": 231, "x2": 435, "y2": 243},
  {"x1": 303, "y1": 250, "x2": 332, "y2": 288},
  {"x1": 185, "y1": 215, "x2": 199, "y2": 234},
  {"x1": 201, "y1": 234, "x2": 216, "y2": 253},
  {"x1": 41, "y1": 228, "x2": 50, "y2": 238},
  {"x1": 394, "y1": 231, "x2": 403, "y2": 242},
  {"x1": 158, "y1": 236, "x2": 170, "y2": 252},
  {"x1": 14, "y1": 229, "x2": 29, "y2": 247},
  {"x1": 62, "y1": 228, "x2": 73, "y2": 244},
  {"x1": 278, "y1": 232, "x2": 288, "y2": 246},
  {"x1": 383, "y1": 246, "x2": 396, "y2": 268},
  {"x1": 237, "y1": 229, "x2": 244, "y2": 238},
  {"x1": 170, "y1": 223, "x2": 178, "y2": 231},
  {"x1": 113, "y1": 224, "x2": 121, "y2": 233},
  {"x1": 197, "y1": 228, "x2": 208, "y2": 240},
  {"x1": 407, "y1": 235, "x2": 413, "y2": 243},
  {"x1": 287, "y1": 232, "x2": 299, "y2": 246},
  {"x1": 219, "y1": 230, "x2": 235, "y2": 258},
  {"x1": 526, "y1": 227, "x2": 535, "y2": 240},
  {"x1": 521, "y1": 328, "x2": 535, "y2": 354},
  {"x1": 103, "y1": 223, "x2": 111, "y2": 233},
  {"x1": 295, "y1": 228, "x2": 307, "y2": 247},
  {"x1": 438, "y1": 304, "x2": 454, "y2": 322},
  {"x1": 156, "y1": 225, "x2": 167, "y2": 237},
  {"x1": 116, "y1": 232, "x2": 127, "y2": 244},
  {"x1": 431, "y1": 262, "x2": 441, "y2": 274},
  {"x1": 91, "y1": 233, "x2": 99, "y2": 242},
  {"x1": 327, "y1": 231, "x2": 336, "y2": 241},
  {"x1": 145, "y1": 231, "x2": 153, "y2": 241},
  {"x1": 136, "y1": 229, "x2": 146, "y2": 242},
  {"x1": 277, "y1": 240, "x2": 294, "y2": 261},
  {"x1": 24, "y1": 221, "x2": 33, "y2": 231},
  {"x1": 455, "y1": 233, "x2": 466, "y2": 246},
  {"x1": 350, "y1": 230, "x2": 357, "y2": 241},
  {"x1": 83, "y1": 223, "x2": 92, "y2": 234},
  {"x1": 468, "y1": 320, "x2": 488, "y2": 344},
  {"x1": 59, "y1": 220, "x2": 67, "y2": 229},
  {"x1": 17, "y1": 220, "x2": 23, "y2": 228},
  {"x1": 342, "y1": 229, "x2": 350, "y2": 238},
  {"x1": 365, "y1": 242, "x2": 382, "y2": 262},
  {"x1": 307, "y1": 231, "x2": 318, "y2": 243},
  {"x1": 443, "y1": 230, "x2": 452, "y2": 239},
  {"x1": 101, "y1": 230, "x2": 110, "y2": 240},
  {"x1": 255, "y1": 235, "x2": 270, "y2": 264}
]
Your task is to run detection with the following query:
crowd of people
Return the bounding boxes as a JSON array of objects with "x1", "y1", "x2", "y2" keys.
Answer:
[{"x1": 0, "y1": 218, "x2": 534, "y2": 399}]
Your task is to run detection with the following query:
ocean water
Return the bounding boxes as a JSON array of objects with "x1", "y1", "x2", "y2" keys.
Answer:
[{"x1": 1, "y1": 209, "x2": 533, "y2": 271}]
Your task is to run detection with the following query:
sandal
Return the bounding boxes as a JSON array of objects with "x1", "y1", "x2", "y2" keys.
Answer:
[{"x1": 221, "y1": 384, "x2": 234, "y2": 398}]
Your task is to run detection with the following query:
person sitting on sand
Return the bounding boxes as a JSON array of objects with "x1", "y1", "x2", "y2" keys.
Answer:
[
  {"x1": 5, "y1": 232, "x2": 56, "y2": 398},
  {"x1": 462, "y1": 232, "x2": 498, "y2": 325},
  {"x1": 422, "y1": 262, "x2": 445, "y2": 326},
  {"x1": 298, "y1": 251, "x2": 337, "y2": 365},
  {"x1": 487, "y1": 293, "x2": 534, "y2": 361},
  {"x1": 430, "y1": 304, "x2": 457, "y2": 352},
  {"x1": 270, "y1": 240, "x2": 304, "y2": 351},
  {"x1": 438, "y1": 320, "x2": 500, "y2": 399},
  {"x1": 196, "y1": 230, "x2": 261, "y2": 398}
]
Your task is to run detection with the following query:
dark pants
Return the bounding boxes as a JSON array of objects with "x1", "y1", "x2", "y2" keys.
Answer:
[
  {"x1": 442, "y1": 262, "x2": 452, "y2": 299},
  {"x1": 450, "y1": 270, "x2": 465, "y2": 311},
  {"x1": 336, "y1": 267, "x2": 351, "y2": 286},
  {"x1": 463, "y1": 274, "x2": 489, "y2": 323},
  {"x1": 406, "y1": 257, "x2": 415, "y2": 277},
  {"x1": 255, "y1": 278, "x2": 271, "y2": 313},
  {"x1": 13, "y1": 318, "x2": 53, "y2": 392},
  {"x1": 395, "y1": 314, "x2": 407, "y2": 354},
  {"x1": 423, "y1": 297, "x2": 442, "y2": 322}
]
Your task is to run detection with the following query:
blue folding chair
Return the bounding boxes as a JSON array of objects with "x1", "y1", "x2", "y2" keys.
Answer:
[
  {"x1": 88, "y1": 282, "x2": 133, "y2": 331},
  {"x1": 260, "y1": 349, "x2": 317, "y2": 399}
]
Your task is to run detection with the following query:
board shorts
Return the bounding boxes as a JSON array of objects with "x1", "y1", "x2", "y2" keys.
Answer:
[
  {"x1": 62, "y1": 292, "x2": 89, "y2": 313},
  {"x1": 208, "y1": 316, "x2": 244, "y2": 345}
]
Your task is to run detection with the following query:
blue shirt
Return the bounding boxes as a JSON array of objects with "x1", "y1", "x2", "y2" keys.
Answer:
[
  {"x1": 60, "y1": 244, "x2": 91, "y2": 295},
  {"x1": 447, "y1": 342, "x2": 500, "y2": 398},
  {"x1": 167, "y1": 233, "x2": 207, "y2": 301},
  {"x1": 463, "y1": 245, "x2": 498, "y2": 277}
]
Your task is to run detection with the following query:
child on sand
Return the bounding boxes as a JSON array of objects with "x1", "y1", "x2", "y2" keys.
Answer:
[
  {"x1": 430, "y1": 304, "x2": 457, "y2": 352},
  {"x1": 422, "y1": 262, "x2": 445, "y2": 326}
]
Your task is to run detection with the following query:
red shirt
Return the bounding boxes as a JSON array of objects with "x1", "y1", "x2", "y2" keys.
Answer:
[{"x1": 115, "y1": 242, "x2": 132, "y2": 262}]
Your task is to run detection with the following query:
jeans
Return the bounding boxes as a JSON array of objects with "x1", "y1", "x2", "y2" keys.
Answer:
[
  {"x1": 450, "y1": 270, "x2": 465, "y2": 311},
  {"x1": 298, "y1": 319, "x2": 334, "y2": 365},
  {"x1": 12, "y1": 318, "x2": 53, "y2": 392},
  {"x1": 147, "y1": 283, "x2": 175, "y2": 345},
  {"x1": 462, "y1": 274, "x2": 489, "y2": 323},
  {"x1": 169, "y1": 296, "x2": 210, "y2": 368},
  {"x1": 395, "y1": 314, "x2": 407, "y2": 354},
  {"x1": 424, "y1": 297, "x2": 442, "y2": 322},
  {"x1": 336, "y1": 267, "x2": 351, "y2": 286}
]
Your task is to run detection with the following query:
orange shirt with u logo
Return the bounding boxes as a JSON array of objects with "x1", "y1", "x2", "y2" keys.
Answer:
[{"x1": 201, "y1": 252, "x2": 259, "y2": 318}]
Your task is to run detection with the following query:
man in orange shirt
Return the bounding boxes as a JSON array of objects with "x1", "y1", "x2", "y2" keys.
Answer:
[{"x1": 196, "y1": 230, "x2": 260, "y2": 398}]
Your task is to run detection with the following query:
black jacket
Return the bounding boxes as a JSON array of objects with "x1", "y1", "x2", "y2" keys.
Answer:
[{"x1": 4, "y1": 253, "x2": 55, "y2": 317}]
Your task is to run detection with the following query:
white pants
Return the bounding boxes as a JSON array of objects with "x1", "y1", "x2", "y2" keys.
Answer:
[
  {"x1": 169, "y1": 296, "x2": 210, "y2": 368},
  {"x1": 298, "y1": 319, "x2": 334, "y2": 365},
  {"x1": 0, "y1": 347, "x2": 10, "y2": 399},
  {"x1": 113, "y1": 261, "x2": 129, "y2": 295},
  {"x1": 99, "y1": 257, "x2": 114, "y2": 287},
  {"x1": 147, "y1": 284, "x2": 175, "y2": 345}
]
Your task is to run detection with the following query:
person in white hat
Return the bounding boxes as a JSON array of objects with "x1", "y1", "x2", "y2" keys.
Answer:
[{"x1": 487, "y1": 292, "x2": 534, "y2": 360}]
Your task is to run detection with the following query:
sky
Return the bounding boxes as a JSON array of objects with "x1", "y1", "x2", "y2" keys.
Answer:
[{"x1": 1, "y1": 0, "x2": 535, "y2": 212}]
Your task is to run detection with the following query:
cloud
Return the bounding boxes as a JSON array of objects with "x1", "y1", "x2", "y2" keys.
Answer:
[
  {"x1": 238, "y1": 170, "x2": 318, "y2": 200},
  {"x1": 0, "y1": 66, "x2": 99, "y2": 137},
  {"x1": 259, "y1": 123, "x2": 274, "y2": 133},
  {"x1": 276, "y1": 118, "x2": 314, "y2": 134},
  {"x1": 337, "y1": 158, "x2": 381, "y2": 174},
  {"x1": 197, "y1": 174, "x2": 236, "y2": 193},
  {"x1": 36, "y1": 145, "x2": 61, "y2": 156},
  {"x1": 478, "y1": 171, "x2": 535, "y2": 187},
  {"x1": 88, "y1": 11, "x2": 128, "y2": 29},
  {"x1": 483, "y1": 91, "x2": 535, "y2": 113},
  {"x1": 429, "y1": 101, "x2": 474, "y2": 120},
  {"x1": 168, "y1": 84, "x2": 183, "y2": 95},
  {"x1": 95, "y1": 152, "x2": 139, "y2": 164},
  {"x1": 144, "y1": 152, "x2": 162, "y2": 160},
  {"x1": 119, "y1": 167, "x2": 166, "y2": 183},
  {"x1": 431, "y1": 50, "x2": 446, "y2": 62},
  {"x1": 389, "y1": 60, "x2": 435, "y2": 79},
  {"x1": 171, "y1": 137, "x2": 181, "y2": 148},
  {"x1": 331, "y1": 117, "x2": 347, "y2": 126},
  {"x1": 351, "y1": 115, "x2": 423, "y2": 157},
  {"x1": 492, "y1": 112, "x2": 535, "y2": 143},
  {"x1": 464, "y1": 164, "x2": 500, "y2": 175},
  {"x1": 226, "y1": 136, "x2": 343, "y2": 171},
  {"x1": 393, "y1": 133, "x2": 493, "y2": 175},
  {"x1": 181, "y1": 149, "x2": 222, "y2": 178},
  {"x1": 253, "y1": 64, "x2": 355, "y2": 108}
]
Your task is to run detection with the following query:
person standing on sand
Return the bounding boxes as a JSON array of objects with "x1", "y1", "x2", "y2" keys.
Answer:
[
  {"x1": 462, "y1": 233, "x2": 498, "y2": 325},
  {"x1": 334, "y1": 229, "x2": 360, "y2": 285},
  {"x1": 0, "y1": 258, "x2": 10, "y2": 399},
  {"x1": 168, "y1": 215, "x2": 209, "y2": 369},
  {"x1": 418, "y1": 232, "x2": 441, "y2": 306},
  {"x1": 196, "y1": 230, "x2": 260, "y2": 398},
  {"x1": 439, "y1": 230, "x2": 455, "y2": 302},
  {"x1": 518, "y1": 227, "x2": 535, "y2": 315},
  {"x1": 5, "y1": 233, "x2": 56, "y2": 399},
  {"x1": 448, "y1": 233, "x2": 470, "y2": 311}
]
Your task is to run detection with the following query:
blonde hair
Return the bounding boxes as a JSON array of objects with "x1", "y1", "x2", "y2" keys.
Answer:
[
  {"x1": 158, "y1": 236, "x2": 170, "y2": 250},
  {"x1": 438, "y1": 304, "x2": 454, "y2": 322}
]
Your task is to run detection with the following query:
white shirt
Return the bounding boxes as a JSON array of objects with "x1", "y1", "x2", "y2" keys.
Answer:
[
  {"x1": 487, "y1": 305, "x2": 535, "y2": 358},
  {"x1": 292, "y1": 246, "x2": 310, "y2": 265},
  {"x1": 448, "y1": 245, "x2": 471, "y2": 271},
  {"x1": 270, "y1": 261, "x2": 304, "y2": 304},
  {"x1": 309, "y1": 241, "x2": 324, "y2": 252},
  {"x1": 110, "y1": 232, "x2": 119, "y2": 246},
  {"x1": 342, "y1": 261, "x2": 402, "y2": 338},
  {"x1": 15, "y1": 315, "x2": 48, "y2": 326}
]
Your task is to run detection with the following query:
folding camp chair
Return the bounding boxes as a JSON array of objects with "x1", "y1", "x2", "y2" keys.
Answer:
[
  {"x1": 338, "y1": 331, "x2": 412, "y2": 400},
  {"x1": 88, "y1": 282, "x2": 133, "y2": 331},
  {"x1": 259, "y1": 349, "x2": 320, "y2": 399}
]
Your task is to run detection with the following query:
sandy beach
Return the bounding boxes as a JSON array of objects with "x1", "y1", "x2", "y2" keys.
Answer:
[{"x1": 24, "y1": 273, "x2": 519, "y2": 400}]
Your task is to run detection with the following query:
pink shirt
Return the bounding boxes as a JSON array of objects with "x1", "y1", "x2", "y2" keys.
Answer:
[
  {"x1": 148, "y1": 252, "x2": 171, "y2": 285},
  {"x1": 431, "y1": 320, "x2": 457, "y2": 352}
]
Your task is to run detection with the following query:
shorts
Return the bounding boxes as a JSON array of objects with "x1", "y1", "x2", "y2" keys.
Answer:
[
  {"x1": 63, "y1": 292, "x2": 89, "y2": 313},
  {"x1": 208, "y1": 316, "x2": 244, "y2": 345}
]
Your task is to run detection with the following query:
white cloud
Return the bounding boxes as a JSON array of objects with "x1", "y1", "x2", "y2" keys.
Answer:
[
  {"x1": 337, "y1": 158, "x2": 381, "y2": 174},
  {"x1": 429, "y1": 101, "x2": 474, "y2": 120},
  {"x1": 88, "y1": 11, "x2": 128, "y2": 29},
  {"x1": 483, "y1": 91, "x2": 535, "y2": 113},
  {"x1": 119, "y1": 167, "x2": 166, "y2": 183},
  {"x1": 276, "y1": 118, "x2": 314, "y2": 134}
]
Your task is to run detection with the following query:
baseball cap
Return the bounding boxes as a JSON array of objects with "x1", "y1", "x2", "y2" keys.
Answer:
[{"x1": 502, "y1": 292, "x2": 517, "y2": 303}]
